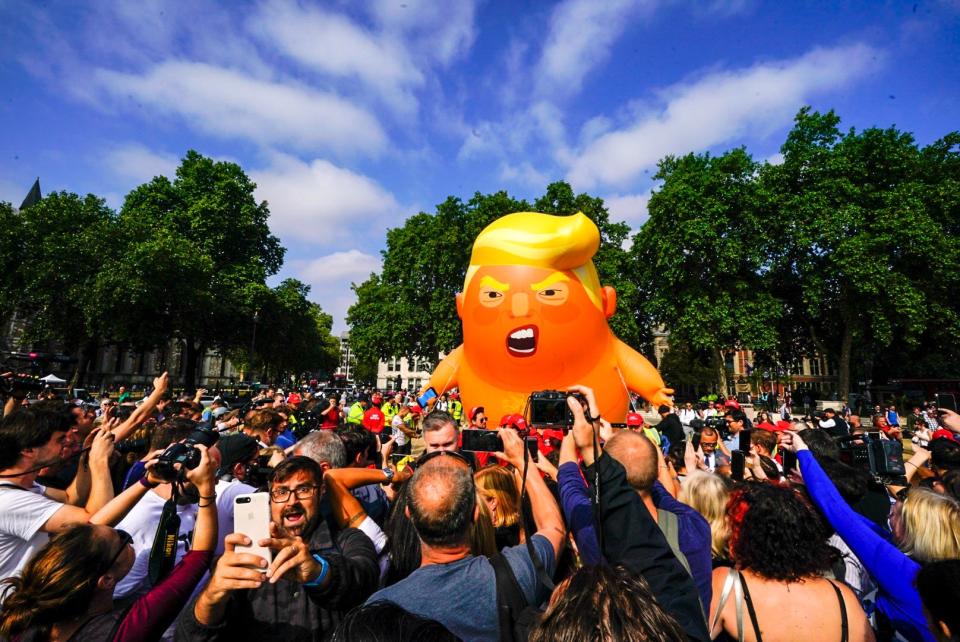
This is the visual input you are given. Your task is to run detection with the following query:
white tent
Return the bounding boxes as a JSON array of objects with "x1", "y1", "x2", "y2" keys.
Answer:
[{"x1": 40, "y1": 374, "x2": 66, "y2": 384}]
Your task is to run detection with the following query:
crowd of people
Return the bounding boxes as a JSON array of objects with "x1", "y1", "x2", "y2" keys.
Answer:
[{"x1": 0, "y1": 373, "x2": 958, "y2": 642}]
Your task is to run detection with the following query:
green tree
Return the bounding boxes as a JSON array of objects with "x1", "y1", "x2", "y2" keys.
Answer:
[
  {"x1": 762, "y1": 108, "x2": 960, "y2": 398},
  {"x1": 246, "y1": 279, "x2": 340, "y2": 381},
  {"x1": 658, "y1": 340, "x2": 719, "y2": 397},
  {"x1": 13, "y1": 192, "x2": 117, "y2": 383},
  {"x1": 98, "y1": 151, "x2": 285, "y2": 390},
  {"x1": 0, "y1": 201, "x2": 24, "y2": 329},
  {"x1": 632, "y1": 149, "x2": 781, "y2": 392}
]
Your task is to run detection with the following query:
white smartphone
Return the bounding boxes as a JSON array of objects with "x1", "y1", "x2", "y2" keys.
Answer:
[{"x1": 233, "y1": 493, "x2": 273, "y2": 569}]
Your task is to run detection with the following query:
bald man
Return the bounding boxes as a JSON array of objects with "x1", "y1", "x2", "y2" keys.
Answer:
[
  {"x1": 366, "y1": 429, "x2": 563, "y2": 642},
  {"x1": 604, "y1": 431, "x2": 713, "y2": 610}
]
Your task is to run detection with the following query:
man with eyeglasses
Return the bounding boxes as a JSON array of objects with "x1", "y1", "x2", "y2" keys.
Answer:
[{"x1": 181, "y1": 456, "x2": 378, "y2": 641}]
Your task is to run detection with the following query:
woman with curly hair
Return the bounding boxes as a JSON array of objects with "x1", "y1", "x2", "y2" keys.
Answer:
[{"x1": 709, "y1": 481, "x2": 875, "y2": 642}]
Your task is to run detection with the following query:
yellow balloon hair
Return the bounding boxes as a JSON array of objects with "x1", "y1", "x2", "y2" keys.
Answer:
[{"x1": 464, "y1": 212, "x2": 604, "y2": 309}]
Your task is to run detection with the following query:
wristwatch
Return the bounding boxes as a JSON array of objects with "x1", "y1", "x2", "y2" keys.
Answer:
[{"x1": 381, "y1": 467, "x2": 395, "y2": 484}]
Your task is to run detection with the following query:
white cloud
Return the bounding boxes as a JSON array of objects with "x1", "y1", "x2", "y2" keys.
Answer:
[
  {"x1": 764, "y1": 152, "x2": 785, "y2": 166},
  {"x1": 296, "y1": 250, "x2": 382, "y2": 285},
  {"x1": 93, "y1": 62, "x2": 387, "y2": 156},
  {"x1": 567, "y1": 43, "x2": 882, "y2": 188},
  {"x1": 252, "y1": 154, "x2": 400, "y2": 246},
  {"x1": 251, "y1": 1, "x2": 423, "y2": 113},
  {"x1": 369, "y1": 0, "x2": 477, "y2": 65},
  {"x1": 102, "y1": 144, "x2": 179, "y2": 183},
  {"x1": 499, "y1": 162, "x2": 550, "y2": 189},
  {"x1": 290, "y1": 250, "x2": 382, "y2": 331},
  {"x1": 605, "y1": 190, "x2": 653, "y2": 228},
  {"x1": 537, "y1": 0, "x2": 654, "y2": 96}
]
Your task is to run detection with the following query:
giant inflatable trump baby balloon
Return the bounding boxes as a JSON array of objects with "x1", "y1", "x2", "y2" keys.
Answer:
[{"x1": 425, "y1": 211, "x2": 673, "y2": 424}]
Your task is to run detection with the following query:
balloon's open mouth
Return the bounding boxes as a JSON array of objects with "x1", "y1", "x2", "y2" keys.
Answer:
[{"x1": 506, "y1": 325, "x2": 538, "y2": 357}]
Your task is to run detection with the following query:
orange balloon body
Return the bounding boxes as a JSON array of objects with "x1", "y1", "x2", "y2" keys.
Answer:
[{"x1": 426, "y1": 262, "x2": 672, "y2": 424}]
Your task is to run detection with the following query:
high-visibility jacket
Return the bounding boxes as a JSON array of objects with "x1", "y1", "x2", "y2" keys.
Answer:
[
  {"x1": 449, "y1": 400, "x2": 463, "y2": 422},
  {"x1": 382, "y1": 402, "x2": 398, "y2": 424},
  {"x1": 346, "y1": 402, "x2": 365, "y2": 425}
]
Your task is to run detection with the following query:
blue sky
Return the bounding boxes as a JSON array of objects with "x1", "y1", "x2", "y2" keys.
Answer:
[{"x1": 2, "y1": 0, "x2": 958, "y2": 331}]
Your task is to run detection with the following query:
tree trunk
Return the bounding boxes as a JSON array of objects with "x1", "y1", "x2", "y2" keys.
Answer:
[
  {"x1": 71, "y1": 339, "x2": 99, "y2": 388},
  {"x1": 838, "y1": 325, "x2": 853, "y2": 403},
  {"x1": 184, "y1": 337, "x2": 200, "y2": 393},
  {"x1": 714, "y1": 348, "x2": 728, "y2": 396}
]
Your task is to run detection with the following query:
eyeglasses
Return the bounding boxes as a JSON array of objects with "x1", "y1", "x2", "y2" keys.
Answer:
[
  {"x1": 269, "y1": 484, "x2": 320, "y2": 503},
  {"x1": 477, "y1": 418, "x2": 487, "y2": 424},
  {"x1": 102, "y1": 529, "x2": 132, "y2": 573}
]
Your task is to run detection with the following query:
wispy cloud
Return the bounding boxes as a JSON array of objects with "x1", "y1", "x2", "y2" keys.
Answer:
[
  {"x1": 102, "y1": 143, "x2": 179, "y2": 183},
  {"x1": 604, "y1": 190, "x2": 653, "y2": 228},
  {"x1": 251, "y1": 0, "x2": 424, "y2": 113},
  {"x1": 290, "y1": 249, "x2": 383, "y2": 328},
  {"x1": 368, "y1": 0, "x2": 478, "y2": 65},
  {"x1": 93, "y1": 62, "x2": 387, "y2": 156},
  {"x1": 251, "y1": 154, "x2": 401, "y2": 247},
  {"x1": 536, "y1": 0, "x2": 655, "y2": 97},
  {"x1": 567, "y1": 43, "x2": 883, "y2": 188}
]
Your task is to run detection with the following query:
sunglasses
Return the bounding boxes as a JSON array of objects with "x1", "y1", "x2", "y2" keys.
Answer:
[
  {"x1": 415, "y1": 449, "x2": 473, "y2": 470},
  {"x1": 102, "y1": 529, "x2": 132, "y2": 573}
]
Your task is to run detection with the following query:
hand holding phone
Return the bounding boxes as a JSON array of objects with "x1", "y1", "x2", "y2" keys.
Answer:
[{"x1": 234, "y1": 493, "x2": 273, "y2": 569}]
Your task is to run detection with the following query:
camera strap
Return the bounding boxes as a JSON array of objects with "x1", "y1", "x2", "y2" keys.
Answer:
[
  {"x1": 519, "y1": 453, "x2": 555, "y2": 592},
  {"x1": 148, "y1": 482, "x2": 181, "y2": 586}
]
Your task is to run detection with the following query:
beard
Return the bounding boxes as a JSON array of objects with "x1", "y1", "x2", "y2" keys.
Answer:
[{"x1": 277, "y1": 502, "x2": 318, "y2": 538}]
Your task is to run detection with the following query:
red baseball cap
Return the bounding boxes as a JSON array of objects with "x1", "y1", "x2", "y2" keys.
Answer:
[
  {"x1": 498, "y1": 413, "x2": 528, "y2": 432},
  {"x1": 287, "y1": 392, "x2": 302, "y2": 406},
  {"x1": 407, "y1": 403, "x2": 423, "y2": 415},
  {"x1": 932, "y1": 429, "x2": 958, "y2": 443},
  {"x1": 371, "y1": 394, "x2": 383, "y2": 405},
  {"x1": 625, "y1": 412, "x2": 644, "y2": 427},
  {"x1": 771, "y1": 420, "x2": 792, "y2": 432}
]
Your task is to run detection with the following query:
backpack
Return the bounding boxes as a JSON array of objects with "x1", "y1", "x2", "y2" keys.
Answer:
[{"x1": 491, "y1": 553, "x2": 544, "y2": 642}]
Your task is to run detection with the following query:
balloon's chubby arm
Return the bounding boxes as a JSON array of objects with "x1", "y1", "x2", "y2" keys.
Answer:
[
  {"x1": 422, "y1": 345, "x2": 462, "y2": 395},
  {"x1": 613, "y1": 339, "x2": 674, "y2": 407}
]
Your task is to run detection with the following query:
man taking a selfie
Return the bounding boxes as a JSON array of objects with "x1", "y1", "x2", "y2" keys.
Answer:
[{"x1": 178, "y1": 457, "x2": 378, "y2": 641}]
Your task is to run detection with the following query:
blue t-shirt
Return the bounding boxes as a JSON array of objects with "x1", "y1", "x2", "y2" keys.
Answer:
[{"x1": 367, "y1": 535, "x2": 555, "y2": 642}]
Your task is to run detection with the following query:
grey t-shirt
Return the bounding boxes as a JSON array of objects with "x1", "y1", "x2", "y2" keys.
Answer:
[{"x1": 367, "y1": 534, "x2": 555, "y2": 642}]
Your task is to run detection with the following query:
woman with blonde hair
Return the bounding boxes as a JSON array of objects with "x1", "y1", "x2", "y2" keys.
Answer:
[
  {"x1": 679, "y1": 470, "x2": 732, "y2": 564},
  {"x1": 896, "y1": 486, "x2": 960, "y2": 563},
  {"x1": 475, "y1": 464, "x2": 522, "y2": 550}
]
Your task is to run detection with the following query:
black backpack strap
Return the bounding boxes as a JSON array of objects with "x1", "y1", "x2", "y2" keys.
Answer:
[{"x1": 490, "y1": 553, "x2": 529, "y2": 642}]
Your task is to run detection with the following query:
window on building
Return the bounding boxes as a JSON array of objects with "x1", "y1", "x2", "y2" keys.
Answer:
[{"x1": 810, "y1": 357, "x2": 821, "y2": 377}]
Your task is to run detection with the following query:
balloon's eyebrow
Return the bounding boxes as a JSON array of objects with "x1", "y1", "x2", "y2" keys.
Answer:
[
  {"x1": 479, "y1": 275, "x2": 510, "y2": 291},
  {"x1": 531, "y1": 272, "x2": 569, "y2": 291}
]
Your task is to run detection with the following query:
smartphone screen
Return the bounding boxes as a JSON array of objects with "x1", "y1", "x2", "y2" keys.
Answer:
[
  {"x1": 936, "y1": 393, "x2": 957, "y2": 413},
  {"x1": 782, "y1": 450, "x2": 798, "y2": 476},
  {"x1": 738, "y1": 430, "x2": 752, "y2": 453},
  {"x1": 691, "y1": 433, "x2": 701, "y2": 451},
  {"x1": 461, "y1": 428, "x2": 503, "y2": 452},
  {"x1": 234, "y1": 493, "x2": 273, "y2": 569},
  {"x1": 417, "y1": 387, "x2": 438, "y2": 408}
]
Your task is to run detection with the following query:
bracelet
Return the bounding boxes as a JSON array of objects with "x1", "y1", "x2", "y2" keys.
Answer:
[
  {"x1": 198, "y1": 500, "x2": 215, "y2": 508},
  {"x1": 139, "y1": 476, "x2": 159, "y2": 489},
  {"x1": 904, "y1": 461, "x2": 917, "y2": 468},
  {"x1": 303, "y1": 553, "x2": 329, "y2": 587},
  {"x1": 198, "y1": 493, "x2": 217, "y2": 500}
]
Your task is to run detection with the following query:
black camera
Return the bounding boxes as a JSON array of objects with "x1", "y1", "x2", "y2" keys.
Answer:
[
  {"x1": 0, "y1": 374, "x2": 44, "y2": 397},
  {"x1": 460, "y1": 428, "x2": 538, "y2": 461},
  {"x1": 526, "y1": 390, "x2": 587, "y2": 431},
  {"x1": 152, "y1": 428, "x2": 219, "y2": 482},
  {"x1": 837, "y1": 434, "x2": 906, "y2": 484},
  {"x1": 241, "y1": 455, "x2": 275, "y2": 490}
]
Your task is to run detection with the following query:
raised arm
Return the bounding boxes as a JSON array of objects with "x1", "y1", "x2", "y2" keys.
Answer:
[
  {"x1": 613, "y1": 339, "x2": 674, "y2": 407},
  {"x1": 495, "y1": 428, "x2": 566, "y2": 559},
  {"x1": 425, "y1": 346, "x2": 462, "y2": 395},
  {"x1": 113, "y1": 372, "x2": 169, "y2": 441}
]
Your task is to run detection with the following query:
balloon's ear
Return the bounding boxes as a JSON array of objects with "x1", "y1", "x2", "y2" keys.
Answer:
[
  {"x1": 456, "y1": 292, "x2": 464, "y2": 319},
  {"x1": 601, "y1": 286, "x2": 617, "y2": 319}
]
